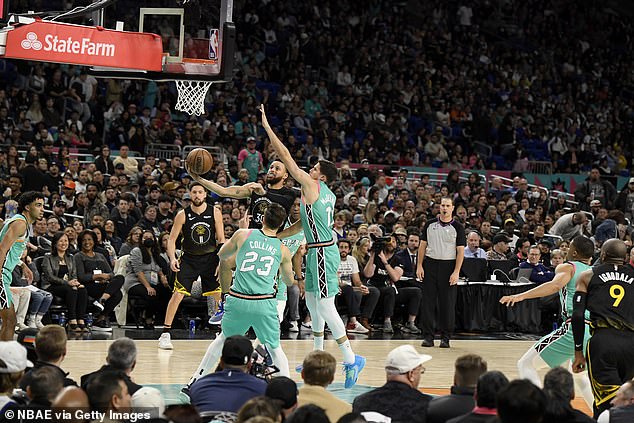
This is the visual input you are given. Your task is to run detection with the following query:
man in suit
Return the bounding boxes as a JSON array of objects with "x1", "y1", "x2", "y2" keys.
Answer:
[{"x1": 393, "y1": 230, "x2": 420, "y2": 282}]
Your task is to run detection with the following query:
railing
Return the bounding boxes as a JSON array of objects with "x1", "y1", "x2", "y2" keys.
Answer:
[
  {"x1": 145, "y1": 144, "x2": 182, "y2": 161},
  {"x1": 490, "y1": 174, "x2": 550, "y2": 198},
  {"x1": 526, "y1": 161, "x2": 553, "y2": 175}
]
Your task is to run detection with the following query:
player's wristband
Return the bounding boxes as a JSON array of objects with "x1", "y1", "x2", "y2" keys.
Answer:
[{"x1": 572, "y1": 291, "x2": 587, "y2": 352}]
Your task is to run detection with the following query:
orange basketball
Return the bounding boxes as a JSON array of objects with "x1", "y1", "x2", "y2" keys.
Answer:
[{"x1": 186, "y1": 148, "x2": 214, "y2": 175}]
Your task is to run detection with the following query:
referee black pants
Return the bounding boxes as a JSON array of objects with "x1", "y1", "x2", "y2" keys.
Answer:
[{"x1": 421, "y1": 257, "x2": 457, "y2": 340}]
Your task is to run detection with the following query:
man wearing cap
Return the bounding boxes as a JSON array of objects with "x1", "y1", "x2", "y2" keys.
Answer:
[
  {"x1": 265, "y1": 376, "x2": 298, "y2": 419},
  {"x1": 500, "y1": 218, "x2": 518, "y2": 250},
  {"x1": 189, "y1": 335, "x2": 266, "y2": 414},
  {"x1": 52, "y1": 201, "x2": 69, "y2": 229},
  {"x1": 487, "y1": 235, "x2": 512, "y2": 261},
  {"x1": 616, "y1": 177, "x2": 634, "y2": 221},
  {"x1": 0, "y1": 341, "x2": 34, "y2": 413},
  {"x1": 353, "y1": 345, "x2": 432, "y2": 423},
  {"x1": 238, "y1": 137, "x2": 264, "y2": 182},
  {"x1": 112, "y1": 145, "x2": 139, "y2": 179}
]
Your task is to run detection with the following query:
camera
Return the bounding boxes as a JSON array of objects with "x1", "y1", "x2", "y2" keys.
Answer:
[
  {"x1": 249, "y1": 344, "x2": 279, "y2": 381},
  {"x1": 370, "y1": 234, "x2": 392, "y2": 253}
]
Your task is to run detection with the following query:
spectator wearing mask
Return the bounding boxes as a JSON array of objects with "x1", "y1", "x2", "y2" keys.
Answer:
[{"x1": 353, "y1": 345, "x2": 432, "y2": 423}]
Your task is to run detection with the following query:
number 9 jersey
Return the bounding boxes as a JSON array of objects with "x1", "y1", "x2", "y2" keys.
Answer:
[{"x1": 587, "y1": 263, "x2": 634, "y2": 332}]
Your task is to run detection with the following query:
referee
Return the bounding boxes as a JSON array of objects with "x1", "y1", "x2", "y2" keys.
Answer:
[
  {"x1": 572, "y1": 239, "x2": 634, "y2": 417},
  {"x1": 416, "y1": 197, "x2": 465, "y2": 348}
]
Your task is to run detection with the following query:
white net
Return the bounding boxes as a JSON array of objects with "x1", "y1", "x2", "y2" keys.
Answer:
[{"x1": 174, "y1": 80, "x2": 213, "y2": 116}]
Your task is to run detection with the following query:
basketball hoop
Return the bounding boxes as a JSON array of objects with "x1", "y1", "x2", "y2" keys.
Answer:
[{"x1": 175, "y1": 80, "x2": 213, "y2": 116}]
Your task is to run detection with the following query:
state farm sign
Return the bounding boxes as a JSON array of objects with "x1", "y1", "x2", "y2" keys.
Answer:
[{"x1": 5, "y1": 20, "x2": 163, "y2": 71}]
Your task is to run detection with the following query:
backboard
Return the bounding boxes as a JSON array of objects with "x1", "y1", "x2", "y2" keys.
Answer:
[
  {"x1": 0, "y1": 0, "x2": 235, "y2": 82},
  {"x1": 91, "y1": 0, "x2": 235, "y2": 82}
]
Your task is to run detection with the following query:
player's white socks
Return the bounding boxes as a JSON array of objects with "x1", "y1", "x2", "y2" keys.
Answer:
[
  {"x1": 338, "y1": 340, "x2": 355, "y2": 364},
  {"x1": 574, "y1": 373, "x2": 594, "y2": 407},
  {"x1": 188, "y1": 332, "x2": 226, "y2": 387},
  {"x1": 517, "y1": 348, "x2": 542, "y2": 387},
  {"x1": 269, "y1": 346, "x2": 290, "y2": 377},
  {"x1": 313, "y1": 335, "x2": 324, "y2": 351},
  {"x1": 277, "y1": 300, "x2": 286, "y2": 322}
]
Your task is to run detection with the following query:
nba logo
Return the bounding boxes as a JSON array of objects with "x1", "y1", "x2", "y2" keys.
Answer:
[{"x1": 209, "y1": 29, "x2": 219, "y2": 60}]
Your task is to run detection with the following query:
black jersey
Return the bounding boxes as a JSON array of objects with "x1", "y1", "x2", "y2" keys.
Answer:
[
  {"x1": 181, "y1": 204, "x2": 217, "y2": 256},
  {"x1": 587, "y1": 263, "x2": 634, "y2": 332},
  {"x1": 248, "y1": 186, "x2": 298, "y2": 229}
]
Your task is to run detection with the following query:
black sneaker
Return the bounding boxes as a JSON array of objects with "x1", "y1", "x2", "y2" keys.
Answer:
[
  {"x1": 92, "y1": 319, "x2": 112, "y2": 332},
  {"x1": 439, "y1": 339, "x2": 450, "y2": 348},
  {"x1": 421, "y1": 337, "x2": 434, "y2": 348}
]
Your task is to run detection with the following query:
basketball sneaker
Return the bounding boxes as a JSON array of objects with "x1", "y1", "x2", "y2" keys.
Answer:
[
  {"x1": 343, "y1": 355, "x2": 366, "y2": 389},
  {"x1": 158, "y1": 332, "x2": 173, "y2": 350},
  {"x1": 208, "y1": 301, "x2": 224, "y2": 325},
  {"x1": 346, "y1": 321, "x2": 369, "y2": 334},
  {"x1": 178, "y1": 386, "x2": 191, "y2": 403}
]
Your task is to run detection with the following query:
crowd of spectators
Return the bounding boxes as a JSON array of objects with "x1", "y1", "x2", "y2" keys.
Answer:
[{"x1": 0, "y1": 332, "x2": 611, "y2": 423}]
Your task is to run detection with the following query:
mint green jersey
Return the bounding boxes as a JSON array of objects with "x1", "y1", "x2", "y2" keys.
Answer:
[
  {"x1": 233, "y1": 229, "x2": 283, "y2": 296},
  {"x1": 300, "y1": 181, "x2": 336, "y2": 245},
  {"x1": 300, "y1": 181, "x2": 340, "y2": 298},
  {"x1": 561, "y1": 261, "x2": 591, "y2": 319},
  {"x1": 0, "y1": 214, "x2": 28, "y2": 307}
]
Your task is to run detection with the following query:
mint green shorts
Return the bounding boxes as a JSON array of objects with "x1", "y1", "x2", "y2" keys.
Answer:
[
  {"x1": 222, "y1": 296, "x2": 280, "y2": 349},
  {"x1": 532, "y1": 321, "x2": 590, "y2": 368}
]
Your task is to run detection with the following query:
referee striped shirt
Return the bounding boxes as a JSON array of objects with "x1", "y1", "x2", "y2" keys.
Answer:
[{"x1": 420, "y1": 217, "x2": 466, "y2": 260}]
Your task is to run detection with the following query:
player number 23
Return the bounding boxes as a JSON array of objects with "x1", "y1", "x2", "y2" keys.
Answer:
[
  {"x1": 239, "y1": 251, "x2": 274, "y2": 276},
  {"x1": 610, "y1": 284, "x2": 625, "y2": 308}
]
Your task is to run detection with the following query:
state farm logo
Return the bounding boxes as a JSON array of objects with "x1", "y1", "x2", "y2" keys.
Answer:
[
  {"x1": 21, "y1": 32, "x2": 42, "y2": 50},
  {"x1": 19, "y1": 31, "x2": 115, "y2": 57}
]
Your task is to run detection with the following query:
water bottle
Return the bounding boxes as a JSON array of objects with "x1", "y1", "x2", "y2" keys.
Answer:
[
  {"x1": 58, "y1": 313, "x2": 67, "y2": 327},
  {"x1": 85, "y1": 313, "x2": 93, "y2": 328},
  {"x1": 189, "y1": 319, "x2": 196, "y2": 333}
]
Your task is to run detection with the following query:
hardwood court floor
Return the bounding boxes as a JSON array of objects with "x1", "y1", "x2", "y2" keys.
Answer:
[{"x1": 64, "y1": 337, "x2": 592, "y2": 414}]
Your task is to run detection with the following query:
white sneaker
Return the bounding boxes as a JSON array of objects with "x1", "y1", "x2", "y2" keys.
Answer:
[
  {"x1": 26, "y1": 315, "x2": 37, "y2": 329},
  {"x1": 16, "y1": 323, "x2": 29, "y2": 332},
  {"x1": 300, "y1": 322, "x2": 312, "y2": 331},
  {"x1": 348, "y1": 321, "x2": 370, "y2": 334},
  {"x1": 289, "y1": 321, "x2": 299, "y2": 332},
  {"x1": 35, "y1": 315, "x2": 44, "y2": 329},
  {"x1": 158, "y1": 332, "x2": 173, "y2": 350}
]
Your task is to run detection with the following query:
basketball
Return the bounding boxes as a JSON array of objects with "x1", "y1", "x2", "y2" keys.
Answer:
[{"x1": 186, "y1": 148, "x2": 214, "y2": 175}]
